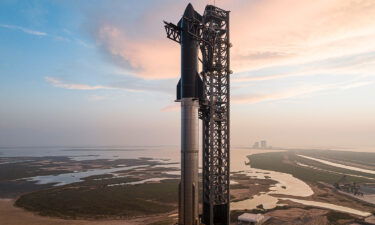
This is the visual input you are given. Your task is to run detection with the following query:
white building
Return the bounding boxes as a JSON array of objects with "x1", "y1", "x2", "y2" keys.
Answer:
[
  {"x1": 237, "y1": 213, "x2": 269, "y2": 225},
  {"x1": 260, "y1": 140, "x2": 267, "y2": 149}
]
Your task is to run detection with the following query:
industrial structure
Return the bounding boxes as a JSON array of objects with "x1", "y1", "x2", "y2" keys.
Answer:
[
  {"x1": 237, "y1": 213, "x2": 270, "y2": 225},
  {"x1": 252, "y1": 140, "x2": 270, "y2": 149},
  {"x1": 260, "y1": 140, "x2": 267, "y2": 149},
  {"x1": 334, "y1": 175, "x2": 364, "y2": 196},
  {"x1": 164, "y1": 3, "x2": 231, "y2": 225}
]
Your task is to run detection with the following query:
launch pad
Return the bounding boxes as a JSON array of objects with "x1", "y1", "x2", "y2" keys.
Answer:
[{"x1": 164, "y1": 3, "x2": 231, "y2": 225}]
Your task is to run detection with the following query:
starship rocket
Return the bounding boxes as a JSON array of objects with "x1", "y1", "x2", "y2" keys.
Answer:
[
  {"x1": 165, "y1": 2, "x2": 231, "y2": 224},
  {"x1": 176, "y1": 3, "x2": 203, "y2": 225}
]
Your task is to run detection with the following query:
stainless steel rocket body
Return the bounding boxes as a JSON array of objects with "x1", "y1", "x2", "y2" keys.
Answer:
[{"x1": 179, "y1": 98, "x2": 199, "y2": 225}]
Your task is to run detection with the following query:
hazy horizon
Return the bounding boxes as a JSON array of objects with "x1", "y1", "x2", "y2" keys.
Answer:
[{"x1": 0, "y1": 144, "x2": 374, "y2": 154}]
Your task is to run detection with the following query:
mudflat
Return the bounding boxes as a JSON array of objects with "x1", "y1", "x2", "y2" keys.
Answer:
[{"x1": 0, "y1": 199, "x2": 142, "y2": 225}]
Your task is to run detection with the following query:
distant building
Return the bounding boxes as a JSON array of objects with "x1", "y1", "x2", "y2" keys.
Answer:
[
  {"x1": 260, "y1": 140, "x2": 267, "y2": 149},
  {"x1": 252, "y1": 140, "x2": 271, "y2": 149},
  {"x1": 252, "y1": 140, "x2": 273, "y2": 149},
  {"x1": 237, "y1": 213, "x2": 270, "y2": 225},
  {"x1": 334, "y1": 175, "x2": 363, "y2": 196}
]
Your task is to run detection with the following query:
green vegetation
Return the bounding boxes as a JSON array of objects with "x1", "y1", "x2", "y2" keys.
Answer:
[
  {"x1": 148, "y1": 219, "x2": 175, "y2": 225},
  {"x1": 0, "y1": 155, "x2": 182, "y2": 218},
  {"x1": 15, "y1": 179, "x2": 179, "y2": 219},
  {"x1": 0, "y1": 157, "x2": 160, "y2": 181},
  {"x1": 0, "y1": 181, "x2": 53, "y2": 198},
  {"x1": 0, "y1": 157, "x2": 72, "y2": 181},
  {"x1": 294, "y1": 152, "x2": 375, "y2": 179},
  {"x1": 326, "y1": 211, "x2": 355, "y2": 223},
  {"x1": 230, "y1": 184, "x2": 249, "y2": 189},
  {"x1": 295, "y1": 149, "x2": 375, "y2": 167},
  {"x1": 0, "y1": 156, "x2": 176, "y2": 198},
  {"x1": 231, "y1": 197, "x2": 252, "y2": 203},
  {"x1": 249, "y1": 152, "x2": 374, "y2": 184}
]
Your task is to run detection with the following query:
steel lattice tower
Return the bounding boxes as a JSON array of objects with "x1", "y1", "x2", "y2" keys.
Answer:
[
  {"x1": 200, "y1": 5, "x2": 231, "y2": 225},
  {"x1": 164, "y1": 4, "x2": 231, "y2": 225}
]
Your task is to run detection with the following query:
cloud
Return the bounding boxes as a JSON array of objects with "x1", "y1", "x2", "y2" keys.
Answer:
[
  {"x1": 94, "y1": 24, "x2": 179, "y2": 79},
  {"x1": 74, "y1": 38, "x2": 94, "y2": 48},
  {"x1": 339, "y1": 81, "x2": 374, "y2": 90},
  {"x1": 232, "y1": 79, "x2": 374, "y2": 104},
  {"x1": 161, "y1": 103, "x2": 179, "y2": 112},
  {"x1": 232, "y1": 86, "x2": 325, "y2": 104},
  {"x1": 0, "y1": 24, "x2": 46, "y2": 36},
  {"x1": 87, "y1": 94, "x2": 109, "y2": 101},
  {"x1": 235, "y1": 51, "x2": 292, "y2": 62},
  {"x1": 0, "y1": 24, "x2": 93, "y2": 49},
  {"x1": 80, "y1": 0, "x2": 375, "y2": 80},
  {"x1": 228, "y1": 0, "x2": 375, "y2": 72},
  {"x1": 233, "y1": 50, "x2": 375, "y2": 83},
  {"x1": 82, "y1": 1, "x2": 200, "y2": 79},
  {"x1": 45, "y1": 76, "x2": 173, "y2": 94},
  {"x1": 41, "y1": 0, "x2": 375, "y2": 104},
  {"x1": 45, "y1": 76, "x2": 114, "y2": 90}
]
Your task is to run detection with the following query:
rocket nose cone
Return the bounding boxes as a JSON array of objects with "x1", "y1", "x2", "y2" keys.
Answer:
[{"x1": 183, "y1": 3, "x2": 195, "y2": 17}]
